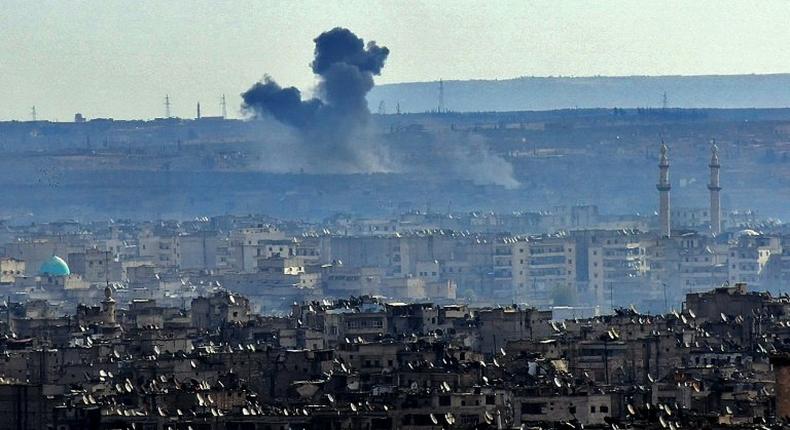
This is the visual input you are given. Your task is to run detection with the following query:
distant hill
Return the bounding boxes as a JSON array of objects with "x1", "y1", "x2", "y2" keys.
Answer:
[{"x1": 369, "y1": 74, "x2": 790, "y2": 112}]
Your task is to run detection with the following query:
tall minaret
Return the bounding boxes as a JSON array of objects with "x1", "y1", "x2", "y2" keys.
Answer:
[
  {"x1": 657, "y1": 143, "x2": 671, "y2": 237},
  {"x1": 708, "y1": 143, "x2": 722, "y2": 235}
]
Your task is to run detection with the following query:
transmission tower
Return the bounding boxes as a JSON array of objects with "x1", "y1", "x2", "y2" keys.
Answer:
[
  {"x1": 221, "y1": 94, "x2": 227, "y2": 119},
  {"x1": 31, "y1": 106, "x2": 37, "y2": 121},
  {"x1": 661, "y1": 91, "x2": 669, "y2": 109},
  {"x1": 164, "y1": 95, "x2": 172, "y2": 118}
]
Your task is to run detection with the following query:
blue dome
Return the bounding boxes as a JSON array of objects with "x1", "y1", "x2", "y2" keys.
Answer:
[{"x1": 39, "y1": 256, "x2": 70, "y2": 276}]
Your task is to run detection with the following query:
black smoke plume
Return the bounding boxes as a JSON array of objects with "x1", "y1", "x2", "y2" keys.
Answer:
[
  {"x1": 242, "y1": 28, "x2": 519, "y2": 188},
  {"x1": 242, "y1": 27, "x2": 390, "y2": 172}
]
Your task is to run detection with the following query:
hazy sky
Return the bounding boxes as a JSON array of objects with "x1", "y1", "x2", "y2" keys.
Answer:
[{"x1": 3, "y1": 1, "x2": 790, "y2": 120}]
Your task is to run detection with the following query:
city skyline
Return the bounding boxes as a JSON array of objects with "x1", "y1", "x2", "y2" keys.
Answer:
[{"x1": 4, "y1": 3, "x2": 790, "y2": 425}]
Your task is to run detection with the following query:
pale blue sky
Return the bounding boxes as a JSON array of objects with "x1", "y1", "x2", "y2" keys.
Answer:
[{"x1": 2, "y1": 1, "x2": 790, "y2": 120}]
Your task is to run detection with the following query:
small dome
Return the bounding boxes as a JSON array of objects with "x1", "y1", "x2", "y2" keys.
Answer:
[
  {"x1": 104, "y1": 286, "x2": 115, "y2": 302},
  {"x1": 39, "y1": 256, "x2": 70, "y2": 276}
]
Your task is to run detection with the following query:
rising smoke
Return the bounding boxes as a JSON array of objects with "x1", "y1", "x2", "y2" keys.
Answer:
[
  {"x1": 242, "y1": 27, "x2": 390, "y2": 172},
  {"x1": 242, "y1": 27, "x2": 519, "y2": 188}
]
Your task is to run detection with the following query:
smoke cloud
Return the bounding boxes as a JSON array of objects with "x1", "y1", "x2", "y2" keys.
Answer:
[
  {"x1": 438, "y1": 134, "x2": 520, "y2": 189},
  {"x1": 242, "y1": 27, "x2": 519, "y2": 188},
  {"x1": 242, "y1": 27, "x2": 390, "y2": 172}
]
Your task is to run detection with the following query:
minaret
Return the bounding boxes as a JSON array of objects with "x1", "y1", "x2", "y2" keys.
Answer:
[
  {"x1": 708, "y1": 143, "x2": 722, "y2": 235},
  {"x1": 657, "y1": 143, "x2": 671, "y2": 237},
  {"x1": 101, "y1": 286, "x2": 117, "y2": 326}
]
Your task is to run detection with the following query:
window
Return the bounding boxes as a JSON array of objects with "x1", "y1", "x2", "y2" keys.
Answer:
[
  {"x1": 521, "y1": 403, "x2": 545, "y2": 414},
  {"x1": 600, "y1": 406, "x2": 609, "y2": 413}
]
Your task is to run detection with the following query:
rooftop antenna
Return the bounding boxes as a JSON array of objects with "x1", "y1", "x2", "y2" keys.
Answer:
[
  {"x1": 438, "y1": 79, "x2": 445, "y2": 113},
  {"x1": 221, "y1": 94, "x2": 227, "y2": 119},
  {"x1": 31, "y1": 106, "x2": 37, "y2": 122},
  {"x1": 164, "y1": 95, "x2": 172, "y2": 118},
  {"x1": 105, "y1": 249, "x2": 110, "y2": 289}
]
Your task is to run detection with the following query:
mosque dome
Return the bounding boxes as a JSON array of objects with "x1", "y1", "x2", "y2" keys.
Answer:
[{"x1": 39, "y1": 256, "x2": 70, "y2": 276}]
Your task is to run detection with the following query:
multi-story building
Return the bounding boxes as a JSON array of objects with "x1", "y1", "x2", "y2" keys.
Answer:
[
  {"x1": 137, "y1": 226, "x2": 180, "y2": 269},
  {"x1": 322, "y1": 301, "x2": 388, "y2": 347},
  {"x1": 0, "y1": 257, "x2": 25, "y2": 284},
  {"x1": 67, "y1": 248, "x2": 123, "y2": 284},
  {"x1": 228, "y1": 225, "x2": 285, "y2": 273},
  {"x1": 645, "y1": 233, "x2": 729, "y2": 306},
  {"x1": 190, "y1": 290, "x2": 251, "y2": 330},
  {"x1": 572, "y1": 230, "x2": 645, "y2": 310},
  {"x1": 176, "y1": 231, "x2": 219, "y2": 270},
  {"x1": 512, "y1": 235, "x2": 576, "y2": 307},
  {"x1": 727, "y1": 231, "x2": 780, "y2": 287}
]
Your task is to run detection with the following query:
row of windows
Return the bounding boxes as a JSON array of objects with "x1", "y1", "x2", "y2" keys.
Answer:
[
  {"x1": 438, "y1": 395, "x2": 496, "y2": 406},
  {"x1": 346, "y1": 319, "x2": 384, "y2": 329},
  {"x1": 521, "y1": 403, "x2": 609, "y2": 414}
]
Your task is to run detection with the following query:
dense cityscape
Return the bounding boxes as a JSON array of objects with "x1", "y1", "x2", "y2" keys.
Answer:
[
  {"x1": 1, "y1": 136, "x2": 790, "y2": 428},
  {"x1": 6, "y1": 3, "x2": 790, "y2": 429}
]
